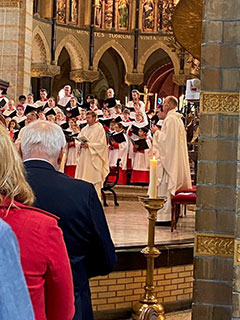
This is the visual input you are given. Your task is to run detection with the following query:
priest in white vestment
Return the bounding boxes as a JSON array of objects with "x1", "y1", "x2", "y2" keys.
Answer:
[
  {"x1": 152, "y1": 96, "x2": 192, "y2": 224},
  {"x1": 75, "y1": 111, "x2": 109, "y2": 199}
]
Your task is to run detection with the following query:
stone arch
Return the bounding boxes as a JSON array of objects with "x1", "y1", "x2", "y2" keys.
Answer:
[
  {"x1": 93, "y1": 40, "x2": 133, "y2": 73},
  {"x1": 55, "y1": 35, "x2": 88, "y2": 70},
  {"x1": 138, "y1": 42, "x2": 180, "y2": 75},
  {"x1": 32, "y1": 26, "x2": 51, "y2": 63}
]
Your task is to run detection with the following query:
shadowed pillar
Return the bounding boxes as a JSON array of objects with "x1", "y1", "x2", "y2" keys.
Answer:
[
  {"x1": 192, "y1": 0, "x2": 240, "y2": 319},
  {"x1": 0, "y1": 0, "x2": 33, "y2": 99}
]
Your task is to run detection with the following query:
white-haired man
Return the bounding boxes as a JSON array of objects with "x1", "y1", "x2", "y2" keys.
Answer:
[
  {"x1": 21, "y1": 120, "x2": 116, "y2": 320},
  {"x1": 103, "y1": 88, "x2": 117, "y2": 116},
  {"x1": 58, "y1": 85, "x2": 73, "y2": 107},
  {"x1": 151, "y1": 96, "x2": 192, "y2": 225},
  {"x1": 75, "y1": 110, "x2": 109, "y2": 198}
]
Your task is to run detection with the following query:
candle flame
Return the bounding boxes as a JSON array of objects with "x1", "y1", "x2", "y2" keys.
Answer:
[{"x1": 153, "y1": 155, "x2": 156, "y2": 160}]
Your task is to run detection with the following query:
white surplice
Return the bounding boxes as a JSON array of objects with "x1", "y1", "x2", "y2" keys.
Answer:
[
  {"x1": 153, "y1": 109, "x2": 192, "y2": 221},
  {"x1": 75, "y1": 122, "x2": 109, "y2": 198}
]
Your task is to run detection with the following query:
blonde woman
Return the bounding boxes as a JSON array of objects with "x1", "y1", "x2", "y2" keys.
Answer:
[{"x1": 0, "y1": 125, "x2": 75, "y2": 320}]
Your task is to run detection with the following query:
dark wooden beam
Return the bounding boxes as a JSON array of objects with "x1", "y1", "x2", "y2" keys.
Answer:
[
  {"x1": 51, "y1": 0, "x2": 57, "y2": 62},
  {"x1": 89, "y1": 0, "x2": 95, "y2": 68},
  {"x1": 134, "y1": 0, "x2": 140, "y2": 70}
]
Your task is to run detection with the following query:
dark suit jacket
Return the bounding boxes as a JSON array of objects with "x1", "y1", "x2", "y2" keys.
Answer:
[{"x1": 24, "y1": 160, "x2": 117, "y2": 320}]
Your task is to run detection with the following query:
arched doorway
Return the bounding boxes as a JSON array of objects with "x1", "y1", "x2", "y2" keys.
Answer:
[
  {"x1": 52, "y1": 47, "x2": 75, "y2": 98},
  {"x1": 140, "y1": 48, "x2": 179, "y2": 107},
  {"x1": 92, "y1": 47, "x2": 128, "y2": 105}
]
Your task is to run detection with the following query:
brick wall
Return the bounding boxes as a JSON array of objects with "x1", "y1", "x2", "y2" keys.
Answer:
[{"x1": 90, "y1": 264, "x2": 193, "y2": 312}]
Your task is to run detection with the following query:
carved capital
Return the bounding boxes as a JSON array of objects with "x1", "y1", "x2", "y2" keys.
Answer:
[
  {"x1": 172, "y1": 74, "x2": 195, "y2": 86},
  {"x1": 200, "y1": 91, "x2": 240, "y2": 115},
  {"x1": 195, "y1": 233, "x2": 234, "y2": 258},
  {"x1": 0, "y1": 0, "x2": 22, "y2": 7},
  {"x1": 70, "y1": 70, "x2": 99, "y2": 83},
  {"x1": 31, "y1": 63, "x2": 60, "y2": 78},
  {"x1": 125, "y1": 73, "x2": 144, "y2": 86}
]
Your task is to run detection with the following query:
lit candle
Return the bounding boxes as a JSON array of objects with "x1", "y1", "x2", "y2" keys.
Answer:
[
  {"x1": 149, "y1": 155, "x2": 158, "y2": 198},
  {"x1": 154, "y1": 93, "x2": 158, "y2": 111},
  {"x1": 179, "y1": 94, "x2": 184, "y2": 111},
  {"x1": 59, "y1": 152, "x2": 66, "y2": 173},
  {"x1": 125, "y1": 96, "x2": 128, "y2": 106}
]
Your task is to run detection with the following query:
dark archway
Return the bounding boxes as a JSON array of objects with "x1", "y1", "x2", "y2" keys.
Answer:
[
  {"x1": 92, "y1": 47, "x2": 128, "y2": 105},
  {"x1": 52, "y1": 47, "x2": 75, "y2": 98},
  {"x1": 141, "y1": 48, "x2": 179, "y2": 107}
]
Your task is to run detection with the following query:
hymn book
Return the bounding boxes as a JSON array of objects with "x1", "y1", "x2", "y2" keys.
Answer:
[
  {"x1": 111, "y1": 131, "x2": 126, "y2": 144},
  {"x1": 132, "y1": 138, "x2": 149, "y2": 151}
]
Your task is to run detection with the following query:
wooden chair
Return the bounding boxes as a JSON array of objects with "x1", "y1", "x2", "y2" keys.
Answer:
[
  {"x1": 101, "y1": 159, "x2": 121, "y2": 207},
  {"x1": 171, "y1": 186, "x2": 197, "y2": 232},
  {"x1": 139, "y1": 307, "x2": 158, "y2": 320}
]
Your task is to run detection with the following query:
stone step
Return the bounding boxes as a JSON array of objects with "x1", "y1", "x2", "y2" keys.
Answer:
[{"x1": 114, "y1": 185, "x2": 148, "y2": 195}]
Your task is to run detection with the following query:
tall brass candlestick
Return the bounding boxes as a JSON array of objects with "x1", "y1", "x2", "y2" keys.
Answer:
[{"x1": 132, "y1": 197, "x2": 166, "y2": 320}]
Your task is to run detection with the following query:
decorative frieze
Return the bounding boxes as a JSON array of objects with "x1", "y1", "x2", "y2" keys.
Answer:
[
  {"x1": 125, "y1": 72, "x2": 144, "y2": 85},
  {"x1": 31, "y1": 63, "x2": 60, "y2": 78},
  {"x1": 195, "y1": 233, "x2": 234, "y2": 258},
  {"x1": 0, "y1": 0, "x2": 22, "y2": 7},
  {"x1": 235, "y1": 241, "x2": 240, "y2": 266},
  {"x1": 200, "y1": 91, "x2": 239, "y2": 115},
  {"x1": 70, "y1": 69, "x2": 99, "y2": 83}
]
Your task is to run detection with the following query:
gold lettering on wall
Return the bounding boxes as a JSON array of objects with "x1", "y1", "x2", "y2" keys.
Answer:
[
  {"x1": 139, "y1": 35, "x2": 157, "y2": 41},
  {"x1": 94, "y1": 32, "x2": 131, "y2": 39}
]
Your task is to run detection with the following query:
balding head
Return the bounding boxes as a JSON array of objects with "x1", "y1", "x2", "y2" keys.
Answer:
[{"x1": 163, "y1": 96, "x2": 178, "y2": 113}]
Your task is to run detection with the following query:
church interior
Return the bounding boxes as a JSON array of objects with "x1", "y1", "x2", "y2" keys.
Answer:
[{"x1": 0, "y1": 0, "x2": 239, "y2": 319}]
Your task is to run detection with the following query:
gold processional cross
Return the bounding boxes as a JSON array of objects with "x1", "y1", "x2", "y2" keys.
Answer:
[{"x1": 139, "y1": 85, "x2": 154, "y2": 112}]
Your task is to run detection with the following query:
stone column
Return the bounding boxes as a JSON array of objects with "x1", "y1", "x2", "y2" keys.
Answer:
[
  {"x1": 0, "y1": 0, "x2": 33, "y2": 100},
  {"x1": 31, "y1": 63, "x2": 60, "y2": 99},
  {"x1": 125, "y1": 72, "x2": 144, "y2": 98},
  {"x1": 70, "y1": 69, "x2": 99, "y2": 96},
  {"x1": 192, "y1": 1, "x2": 240, "y2": 319}
]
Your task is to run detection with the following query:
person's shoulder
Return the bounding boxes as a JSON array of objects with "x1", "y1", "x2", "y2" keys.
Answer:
[
  {"x1": 0, "y1": 219, "x2": 13, "y2": 240},
  {"x1": 57, "y1": 171, "x2": 94, "y2": 190},
  {"x1": 14, "y1": 201, "x2": 59, "y2": 223}
]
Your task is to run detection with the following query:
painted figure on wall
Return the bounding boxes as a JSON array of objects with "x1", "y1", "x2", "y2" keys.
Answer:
[
  {"x1": 104, "y1": 0, "x2": 113, "y2": 29},
  {"x1": 95, "y1": 0, "x2": 103, "y2": 27},
  {"x1": 143, "y1": 0, "x2": 155, "y2": 31},
  {"x1": 71, "y1": 0, "x2": 78, "y2": 24},
  {"x1": 118, "y1": 0, "x2": 129, "y2": 29},
  {"x1": 57, "y1": 0, "x2": 67, "y2": 23}
]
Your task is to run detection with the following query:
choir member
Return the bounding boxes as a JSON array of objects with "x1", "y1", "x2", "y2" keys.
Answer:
[
  {"x1": 43, "y1": 97, "x2": 61, "y2": 116},
  {"x1": 37, "y1": 110, "x2": 46, "y2": 121},
  {"x1": 76, "y1": 109, "x2": 87, "y2": 129},
  {"x1": 35, "y1": 89, "x2": 48, "y2": 107},
  {"x1": 65, "y1": 123, "x2": 81, "y2": 178},
  {"x1": 58, "y1": 85, "x2": 73, "y2": 107},
  {"x1": 89, "y1": 99, "x2": 103, "y2": 116},
  {"x1": 0, "y1": 88, "x2": 9, "y2": 110},
  {"x1": 8, "y1": 119, "x2": 20, "y2": 142},
  {"x1": 18, "y1": 95, "x2": 26, "y2": 106},
  {"x1": 130, "y1": 127, "x2": 152, "y2": 185},
  {"x1": 121, "y1": 108, "x2": 132, "y2": 132},
  {"x1": 13, "y1": 104, "x2": 27, "y2": 128},
  {"x1": 2, "y1": 100, "x2": 16, "y2": 118},
  {"x1": 127, "y1": 89, "x2": 145, "y2": 115},
  {"x1": 108, "y1": 122, "x2": 128, "y2": 185},
  {"x1": 103, "y1": 88, "x2": 117, "y2": 116}
]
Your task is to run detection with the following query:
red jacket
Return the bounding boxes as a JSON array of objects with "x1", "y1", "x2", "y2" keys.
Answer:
[{"x1": 0, "y1": 200, "x2": 75, "y2": 320}]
